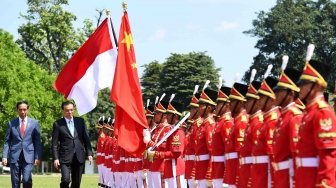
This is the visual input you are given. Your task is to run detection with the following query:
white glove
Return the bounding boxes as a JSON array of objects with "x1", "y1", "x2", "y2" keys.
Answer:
[
  {"x1": 143, "y1": 129, "x2": 151, "y2": 144},
  {"x1": 143, "y1": 135, "x2": 151, "y2": 144},
  {"x1": 143, "y1": 129, "x2": 151, "y2": 137}
]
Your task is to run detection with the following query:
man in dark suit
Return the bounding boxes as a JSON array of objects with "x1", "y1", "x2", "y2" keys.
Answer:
[
  {"x1": 2, "y1": 100, "x2": 42, "y2": 188},
  {"x1": 52, "y1": 101, "x2": 93, "y2": 188}
]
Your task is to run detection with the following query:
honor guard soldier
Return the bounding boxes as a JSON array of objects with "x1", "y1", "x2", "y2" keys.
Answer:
[
  {"x1": 96, "y1": 117, "x2": 107, "y2": 188},
  {"x1": 247, "y1": 79, "x2": 264, "y2": 188},
  {"x1": 143, "y1": 95, "x2": 171, "y2": 188},
  {"x1": 212, "y1": 85, "x2": 232, "y2": 188},
  {"x1": 147, "y1": 100, "x2": 187, "y2": 187},
  {"x1": 141, "y1": 101, "x2": 155, "y2": 188},
  {"x1": 227, "y1": 82, "x2": 249, "y2": 187},
  {"x1": 102, "y1": 118, "x2": 115, "y2": 188},
  {"x1": 194, "y1": 84, "x2": 218, "y2": 188},
  {"x1": 296, "y1": 44, "x2": 336, "y2": 188},
  {"x1": 273, "y1": 60, "x2": 303, "y2": 188},
  {"x1": 185, "y1": 85, "x2": 201, "y2": 188},
  {"x1": 251, "y1": 64, "x2": 279, "y2": 188},
  {"x1": 238, "y1": 70, "x2": 261, "y2": 188}
]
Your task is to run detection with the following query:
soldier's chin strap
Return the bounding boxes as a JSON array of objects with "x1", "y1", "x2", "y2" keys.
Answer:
[
  {"x1": 217, "y1": 102, "x2": 226, "y2": 117},
  {"x1": 201, "y1": 103, "x2": 209, "y2": 118},
  {"x1": 232, "y1": 101, "x2": 239, "y2": 117},
  {"x1": 262, "y1": 97, "x2": 269, "y2": 112},
  {"x1": 249, "y1": 98, "x2": 257, "y2": 114},
  {"x1": 278, "y1": 90, "x2": 290, "y2": 108},
  {"x1": 302, "y1": 83, "x2": 316, "y2": 102}
]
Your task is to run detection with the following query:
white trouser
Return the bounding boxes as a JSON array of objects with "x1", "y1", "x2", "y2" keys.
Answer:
[
  {"x1": 187, "y1": 179, "x2": 195, "y2": 188},
  {"x1": 107, "y1": 170, "x2": 115, "y2": 188},
  {"x1": 102, "y1": 166, "x2": 108, "y2": 186},
  {"x1": 119, "y1": 172, "x2": 127, "y2": 188},
  {"x1": 197, "y1": 179, "x2": 207, "y2": 188},
  {"x1": 148, "y1": 171, "x2": 162, "y2": 188},
  {"x1": 166, "y1": 175, "x2": 187, "y2": 188},
  {"x1": 114, "y1": 172, "x2": 121, "y2": 188},
  {"x1": 97, "y1": 165, "x2": 104, "y2": 185},
  {"x1": 213, "y1": 179, "x2": 223, "y2": 188},
  {"x1": 135, "y1": 170, "x2": 144, "y2": 188}
]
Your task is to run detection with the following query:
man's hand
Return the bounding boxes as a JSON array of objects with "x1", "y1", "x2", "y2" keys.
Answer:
[
  {"x1": 2, "y1": 158, "x2": 7, "y2": 166},
  {"x1": 53, "y1": 160, "x2": 60, "y2": 169},
  {"x1": 88, "y1": 156, "x2": 93, "y2": 165},
  {"x1": 34, "y1": 160, "x2": 41, "y2": 166}
]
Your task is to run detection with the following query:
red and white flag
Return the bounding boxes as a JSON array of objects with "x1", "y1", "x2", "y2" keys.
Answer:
[{"x1": 54, "y1": 17, "x2": 117, "y2": 115}]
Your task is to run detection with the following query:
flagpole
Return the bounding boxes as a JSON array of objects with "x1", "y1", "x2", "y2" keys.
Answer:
[{"x1": 105, "y1": 9, "x2": 118, "y2": 48}]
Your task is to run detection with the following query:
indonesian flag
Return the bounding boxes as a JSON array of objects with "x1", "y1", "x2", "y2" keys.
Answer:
[
  {"x1": 53, "y1": 17, "x2": 117, "y2": 115},
  {"x1": 110, "y1": 11, "x2": 148, "y2": 154}
]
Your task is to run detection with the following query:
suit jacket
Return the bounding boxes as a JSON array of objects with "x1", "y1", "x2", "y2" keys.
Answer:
[
  {"x1": 52, "y1": 117, "x2": 93, "y2": 163},
  {"x1": 2, "y1": 117, "x2": 42, "y2": 164}
]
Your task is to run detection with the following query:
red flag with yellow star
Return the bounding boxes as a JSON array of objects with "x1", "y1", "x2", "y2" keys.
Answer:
[{"x1": 110, "y1": 11, "x2": 148, "y2": 154}]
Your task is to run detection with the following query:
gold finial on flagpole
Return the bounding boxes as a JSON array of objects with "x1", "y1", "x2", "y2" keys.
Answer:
[
  {"x1": 122, "y1": 2, "x2": 128, "y2": 12},
  {"x1": 105, "y1": 9, "x2": 110, "y2": 16}
]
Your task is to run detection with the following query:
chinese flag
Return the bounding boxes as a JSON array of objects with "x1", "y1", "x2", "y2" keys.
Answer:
[{"x1": 110, "y1": 11, "x2": 148, "y2": 154}]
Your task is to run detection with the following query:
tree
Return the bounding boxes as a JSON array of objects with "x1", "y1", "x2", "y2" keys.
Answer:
[
  {"x1": 243, "y1": 0, "x2": 336, "y2": 91},
  {"x1": 16, "y1": 0, "x2": 96, "y2": 73},
  {"x1": 141, "y1": 52, "x2": 221, "y2": 106},
  {"x1": 0, "y1": 29, "x2": 64, "y2": 160},
  {"x1": 141, "y1": 61, "x2": 163, "y2": 101}
]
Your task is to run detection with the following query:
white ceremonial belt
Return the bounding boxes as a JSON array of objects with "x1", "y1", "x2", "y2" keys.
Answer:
[
  {"x1": 225, "y1": 152, "x2": 238, "y2": 160},
  {"x1": 184, "y1": 155, "x2": 195, "y2": 161},
  {"x1": 253, "y1": 155, "x2": 269, "y2": 164},
  {"x1": 97, "y1": 153, "x2": 103, "y2": 156},
  {"x1": 120, "y1": 157, "x2": 125, "y2": 161},
  {"x1": 128, "y1": 158, "x2": 135, "y2": 162},
  {"x1": 195, "y1": 154, "x2": 210, "y2": 161},
  {"x1": 211, "y1": 155, "x2": 225, "y2": 162},
  {"x1": 114, "y1": 161, "x2": 120, "y2": 164},
  {"x1": 295, "y1": 157, "x2": 319, "y2": 167},
  {"x1": 272, "y1": 160, "x2": 290, "y2": 171},
  {"x1": 135, "y1": 158, "x2": 142, "y2": 162},
  {"x1": 239, "y1": 156, "x2": 253, "y2": 165}
]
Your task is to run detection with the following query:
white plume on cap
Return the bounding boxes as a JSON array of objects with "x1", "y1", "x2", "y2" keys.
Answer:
[
  {"x1": 203, "y1": 80, "x2": 210, "y2": 90},
  {"x1": 305, "y1": 44, "x2": 315, "y2": 62},
  {"x1": 159, "y1": 93, "x2": 166, "y2": 102},
  {"x1": 234, "y1": 73, "x2": 240, "y2": 83},
  {"x1": 169, "y1": 93, "x2": 175, "y2": 103},
  {"x1": 102, "y1": 116, "x2": 105, "y2": 122},
  {"x1": 146, "y1": 99, "x2": 150, "y2": 108},
  {"x1": 263, "y1": 64, "x2": 273, "y2": 79},
  {"x1": 250, "y1": 69, "x2": 257, "y2": 83},
  {"x1": 154, "y1": 96, "x2": 159, "y2": 105},
  {"x1": 107, "y1": 117, "x2": 111, "y2": 123},
  {"x1": 193, "y1": 85, "x2": 199, "y2": 95},
  {"x1": 281, "y1": 55, "x2": 289, "y2": 71},
  {"x1": 217, "y1": 76, "x2": 223, "y2": 89}
]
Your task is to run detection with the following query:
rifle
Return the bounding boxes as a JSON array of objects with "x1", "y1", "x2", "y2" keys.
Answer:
[{"x1": 149, "y1": 112, "x2": 190, "y2": 151}]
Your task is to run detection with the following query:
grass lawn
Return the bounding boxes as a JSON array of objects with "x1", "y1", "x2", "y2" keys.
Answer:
[{"x1": 0, "y1": 174, "x2": 98, "y2": 188}]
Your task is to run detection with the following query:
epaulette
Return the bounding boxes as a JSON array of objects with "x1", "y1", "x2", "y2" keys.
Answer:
[
  {"x1": 258, "y1": 114, "x2": 264, "y2": 122},
  {"x1": 290, "y1": 107, "x2": 302, "y2": 116},
  {"x1": 317, "y1": 100, "x2": 328, "y2": 109},
  {"x1": 207, "y1": 117, "x2": 215, "y2": 125},
  {"x1": 241, "y1": 115, "x2": 248, "y2": 122},
  {"x1": 224, "y1": 114, "x2": 231, "y2": 121},
  {"x1": 270, "y1": 112, "x2": 278, "y2": 121}
]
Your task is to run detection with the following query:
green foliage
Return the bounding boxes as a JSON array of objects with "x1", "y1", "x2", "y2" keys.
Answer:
[
  {"x1": 243, "y1": 0, "x2": 336, "y2": 91},
  {"x1": 0, "y1": 29, "x2": 64, "y2": 160},
  {"x1": 141, "y1": 52, "x2": 220, "y2": 106},
  {"x1": 16, "y1": 0, "x2": 95, "y2": 73}
]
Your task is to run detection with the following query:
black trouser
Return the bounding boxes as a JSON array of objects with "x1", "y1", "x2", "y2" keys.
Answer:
[{"x1": 60, "y1": 153, "x2": 84, "y2": 188}]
